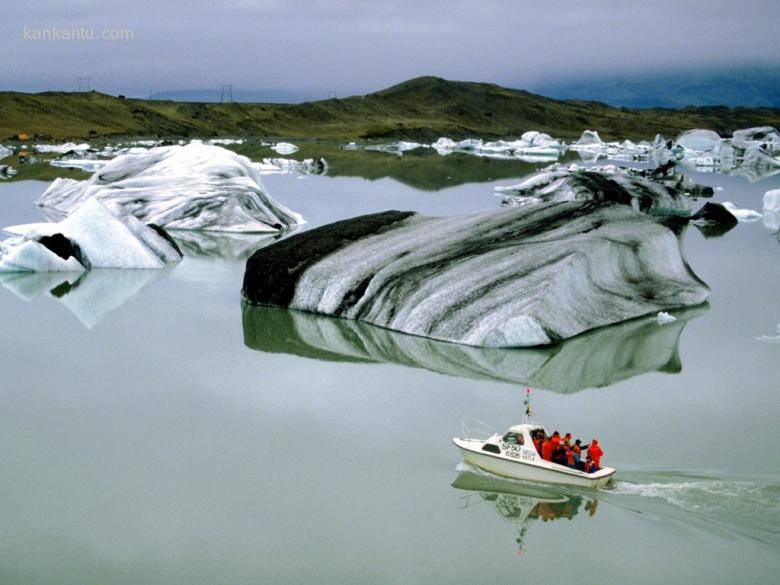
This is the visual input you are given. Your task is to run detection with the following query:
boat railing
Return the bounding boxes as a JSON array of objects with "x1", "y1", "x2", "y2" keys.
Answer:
[{"x1": 460, "y1": 417, "x2": 495, "y2": 441}]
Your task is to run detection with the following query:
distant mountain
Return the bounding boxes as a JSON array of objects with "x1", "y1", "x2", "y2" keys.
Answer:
[
  {"x1": 2, "y1": 76, "x2": 779, "y2": 141},
  {"x1": 532, "y1": 65, "x2": 780, "y2": 108},
  {"x1": 149, "y1": 88, "x2": 319, "y2": 103}
]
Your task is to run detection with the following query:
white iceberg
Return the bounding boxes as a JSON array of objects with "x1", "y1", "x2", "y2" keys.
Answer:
[
  {"x1": 731, "y1": 127, "x2": 780, "y2": 152},
  {"x1": 34, "y1": 142, "x2": 91, "y2": 154},
  {"x1": 271, "y1": 142, "x2": 299, "y2": 155},
  {"x1": 37, "y1": 142, "x2": 304, "y2": 233},
  {"x1": 675, "y1": 129, "x2": 721, "y2": 153},
  {"x1": 207, "y1": 138, "x2": 244, "y2": 145},
  {"x1": 721, "y1": 202, "x2": 763, "y2": 222},
  {"x1": 570, "y1": 130, "x2": 604, "y2": 149},
  {"x1": 656, "y1": 311, "x2": 677, "y2": 325},
  {"x1": 764, "y1": 189, "x2": 780, "y2": 232},
  {"x1": 0, "y1": 144, "x2": 12, "y2": 160},
  {"x1": 0, "y1": 164, "x2": 17, "y2": 179},
  {"x1": 1, "y1": 198, "x2": 182, "y2": 272}
]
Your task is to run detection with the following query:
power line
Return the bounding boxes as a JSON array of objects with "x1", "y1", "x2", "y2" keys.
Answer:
[
  {"x1": 76, "y1": 77, "x2": 92, "y2": 92},
  {"x1": 220, "y1": 84, "x2": 233, "y2": 103}
]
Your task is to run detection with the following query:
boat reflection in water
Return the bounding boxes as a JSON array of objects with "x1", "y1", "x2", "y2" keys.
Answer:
[
  {"x1": 242, "y1": 303, "x2": 707, "y2": 393},
  {"x1": 452, "y1": 469, "x2": 598, "y2": 556}
]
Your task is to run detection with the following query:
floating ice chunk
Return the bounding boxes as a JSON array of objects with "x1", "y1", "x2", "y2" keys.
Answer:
[
  {"x1": 0, "y1": 144, "x2": 12, "y2": 160},
  {"x1": 764, "y1": 189, "x2": 780, "y2": 212},
  {"x1": 571, "y1": 130, "x2": 604, "y2": 148},
  {"x1": 2, "y1": 198, "x2": 182, "y2": 271},
  {"x1": 259, "y1": 157, "x2": 327, "y2": 175},
  {"x1": 271, "y1": 142, "x2": 299, "y2": 155},
  {"x1": 37, "y1": 142, "x2": 304, "y2": 233},
  {"x1": 721, "y1": 202, "x2": 763, "y2": 222},
  {"x1": 207, "y1": 138, "x2": 244, "y2": 146},
  {"x1": 50, "y1": 159, "x2": 108, "y2": 172},
  {"x1": 243, "y1": 204, "x2": 710, "y2": 348},
  {"x1": 0, "y1": 236, "x2": 86, "y2": 272},
  {"x1": 496, "y1": 162, "x2": 712, "y2": 217},
  {"x1": 34, "y1": 142, "x2": 91, "y2": 154},
  {"x1": 0, "y1": 164, "x2": 17, "y2": 179},
  {"x1": 732, "y1": 127, "x2": 780, "y2": 151},
  {"x1": 756, "y1": 324, "x2": 780, "y2": 343},
  {"x1": 656, "y1": 311, "x2": 677, "y2": 325},
  {"x1": 675, "y1": 129, "x2": 721, "y2": 153}
]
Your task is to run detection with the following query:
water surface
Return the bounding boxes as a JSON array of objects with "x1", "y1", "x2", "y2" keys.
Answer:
[{"x1": 0, "y1": 158, "x2": 778, "y2": 584}]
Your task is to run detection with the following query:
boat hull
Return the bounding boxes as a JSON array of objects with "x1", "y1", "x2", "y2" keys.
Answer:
[{"x1": 454, "y1": 438, "x2": 615, "y2": 489}]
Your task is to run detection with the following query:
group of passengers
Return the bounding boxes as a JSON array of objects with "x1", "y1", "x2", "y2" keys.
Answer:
[{"x1": 531, "y1": 430, "x2": 603, "y2": 473}]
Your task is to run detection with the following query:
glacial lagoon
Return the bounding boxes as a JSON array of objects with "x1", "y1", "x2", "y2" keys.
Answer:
[{"x1": 0, "y1": 154, "x2": 779, "y2": 584}]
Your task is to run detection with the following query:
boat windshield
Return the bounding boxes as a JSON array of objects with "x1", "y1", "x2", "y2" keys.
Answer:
[{"x1": 502, "y1": 432, "x2": 524, "y2": 445}]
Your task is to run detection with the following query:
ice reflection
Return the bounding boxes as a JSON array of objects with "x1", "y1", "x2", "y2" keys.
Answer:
[
  {"x1": 242, "y1": 303, "x2": 707, "y2": 393},
  {"x1": 0, "y1": 269, "x2": 166, "y2": 328}
]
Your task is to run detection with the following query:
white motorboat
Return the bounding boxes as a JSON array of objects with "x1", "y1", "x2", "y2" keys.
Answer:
[{"x1": 453, "y1": 423, "x2": 615, "y2": 488}]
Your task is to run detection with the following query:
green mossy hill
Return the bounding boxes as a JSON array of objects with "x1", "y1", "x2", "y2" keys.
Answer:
[{"x1": 2, "y1": 76, "x2": 779, "y2": 141}]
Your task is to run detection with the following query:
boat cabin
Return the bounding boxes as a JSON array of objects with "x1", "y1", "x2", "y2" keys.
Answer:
[{"x1": 479, "y1": 423, "x2": 545, "y2": 462}]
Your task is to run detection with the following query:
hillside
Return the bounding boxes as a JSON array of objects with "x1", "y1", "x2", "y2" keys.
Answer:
[{"x1": 2, "y1": 76, "x2": 779, "y2": 141}]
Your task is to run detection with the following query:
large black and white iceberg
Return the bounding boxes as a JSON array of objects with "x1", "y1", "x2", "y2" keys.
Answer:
[{"x1": 242, "y1": 202, "x2": 710, "y2": 348}]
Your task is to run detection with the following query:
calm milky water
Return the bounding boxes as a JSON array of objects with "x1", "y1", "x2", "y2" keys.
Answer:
[{"x1": 0, "y1": 155, "x2": 779, "y2": 585}]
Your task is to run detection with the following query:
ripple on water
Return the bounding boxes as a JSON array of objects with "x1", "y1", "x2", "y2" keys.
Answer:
[{"x1": 611, "y1": 472, "x2": 780, "y2": 548}]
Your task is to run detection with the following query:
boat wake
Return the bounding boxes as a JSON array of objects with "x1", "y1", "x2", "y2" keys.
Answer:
[
  {"x1": 453, "y1": 464, "x2": 780, "y2": 548},
  {"x1": 610, "y1": 471, "x2": 780, "y2": 548}
]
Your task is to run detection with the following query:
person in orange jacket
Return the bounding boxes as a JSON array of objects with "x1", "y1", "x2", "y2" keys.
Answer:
[
  {"x1": 587, "y1": 439, "x2": 603, "y2": 468},
  {"x1": 541, "y1": 435, "x2": 553, "y2": 461}
]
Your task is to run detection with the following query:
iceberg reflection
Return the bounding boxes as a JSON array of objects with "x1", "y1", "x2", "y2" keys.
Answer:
[
  {"x1": 241, "y1": 303, "x2": 707, "y2": 393},
  {"x1": 0, "y1": 269, "x2": 165, "y2": 329}
]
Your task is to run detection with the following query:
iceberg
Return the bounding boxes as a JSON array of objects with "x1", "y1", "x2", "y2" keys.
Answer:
[
  {"x1": 242, "y1": 202, "x2": 710, "y2": 348},
  {"x1": 242, "y1": 304, "x2": 706, "y2": 393},
  {"x1": 0, "y1": 144, "x2": 12, "y2": 160},
  {"x1": 496, "y1": 162, "x2": 712, "y2": 217},
  {"x1": 764, "y1": 189, "x2": 780, "y2": 232},
  {"x1": 271, "y1": 142, "x2": 299, "y2": 155},
  {"x1": 1, "y1": 198, "x2": 182, "y2": 272},
  {"x1": 34, "y1": 142, "x2": 91, "y2": 154},
  {"x1": 0, "y1": 164, "x2": 17, "y2": 179},
  {"x1": 656, "y1": 311, "x2": 677, "y2": 324},
  {"x1": 675, "y1": 129, "x2": 721, "y2": 153},
  {"x1": 721, "y1": 202, "x2": 763, "y2": 222},
  {"x1": 36, "y1": 142, "x2": 304, "y2": 233},
  {"x1": 430, "y1": 135, "x2": 563, "y2": 160}
]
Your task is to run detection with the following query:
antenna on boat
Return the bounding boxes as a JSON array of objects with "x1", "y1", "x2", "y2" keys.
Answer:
[{"x1": 522, "y1": 386, "x2": 532, "y2": 423}]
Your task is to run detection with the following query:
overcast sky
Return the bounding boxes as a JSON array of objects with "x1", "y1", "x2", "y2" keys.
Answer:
[{"x1": 2, "y1": 0, "x2": 778, "y2": 97}]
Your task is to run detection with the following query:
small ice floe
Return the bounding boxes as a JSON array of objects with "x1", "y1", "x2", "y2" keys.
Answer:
[
  {"x1": 207, "y1": 138, "x2": 244, "y2": 146},
  {"x1": 568, "y1": 130, "x2": 655, "y2": 162},
  {"x1": 720, "y1": 202, "x2": 763, "y2": 222},
  {"x1": 259, "y1": 157, "x2": 328, "y2": 175},
  {"x1": 365, "y1": 141, "x2": 425, "y2": 155},
  {"x1": 50, "y1": 159, "x2": 108, "y2": 172},
  {"x1": 0, "y1": 144, "x2": 12, "y2": 160},
  {"x1": 656, "y1": 311, "x2": 677, "y2": 325},
  {"x1": 343, "y1": 142, "x2": 359, "y2": 151},
  {"x1": 430, "y1": 134, "x2": 564, "y2": 160},
  {"x1": 756, "y1": 324, "x2": 780, "y2": 343},
  {"x1": 34, "y1": 142, "x2": 91, "y2": 154},
  {"x1": 675, "y1": 129, "x2": 722, "y2": 153},
  {"x1": 1, "y1": 198, "x2": 182, "y2": 272},
  {"x1": 37, "y1": 142, "x2": 304, "y2": 233},
  {"x1": 271, "y1": 142, "x2": 299, "y2": 155},
  {"x1": 0, "y1": 164, "x2": 17, "y2": 179}
]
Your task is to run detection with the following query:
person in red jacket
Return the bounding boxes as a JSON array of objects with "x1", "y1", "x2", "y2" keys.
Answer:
[
  {"x1": 587, "y1": 439, "x2": 603, "y2": 468},
  {"x1": 541, "y1": 435, "x2": 553, "y2": 461}
]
